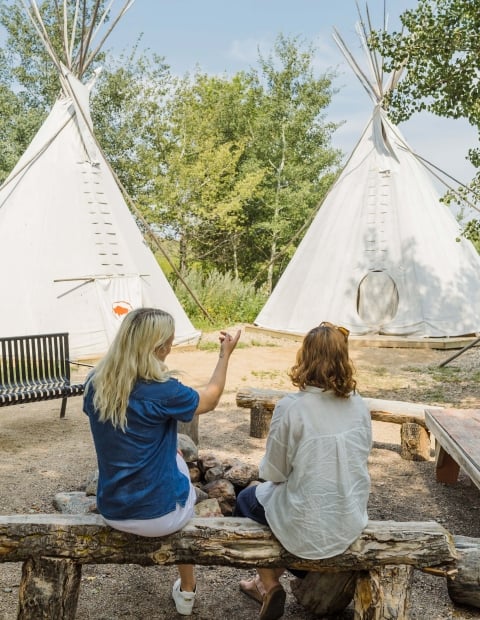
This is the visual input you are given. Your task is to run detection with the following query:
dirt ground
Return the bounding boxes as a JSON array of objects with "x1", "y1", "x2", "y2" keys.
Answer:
[{"x1": 0, "y1": 327, "x2": 479, "y2": 619}]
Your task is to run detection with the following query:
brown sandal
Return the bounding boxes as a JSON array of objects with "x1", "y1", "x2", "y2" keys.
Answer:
[
  {"x1": 239, "y1": 578, "x2": 263, "y2": 604},
  {"x1": 259, "y1": 584, "x2": 286, "y2": 620}
]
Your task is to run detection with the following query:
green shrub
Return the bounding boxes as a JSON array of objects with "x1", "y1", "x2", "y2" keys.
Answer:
[{"x1": 173, "y1": 269, "x2": 267, "y2": 328}]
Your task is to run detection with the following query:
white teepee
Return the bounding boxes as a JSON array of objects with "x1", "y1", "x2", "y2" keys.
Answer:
[
  {"x1": 255, "y1": 14, "x2": 480, "y2": 338},
  {"x1": 0, "y1": 1, "x2": 200, "y2": 358}
]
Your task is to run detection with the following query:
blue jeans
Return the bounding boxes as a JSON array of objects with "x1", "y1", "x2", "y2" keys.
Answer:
[{"x1": 234, "y1": 485, "x2": 307, "y2": 579}]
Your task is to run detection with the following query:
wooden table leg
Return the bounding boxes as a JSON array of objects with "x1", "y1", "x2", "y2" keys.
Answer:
[{"x1": 435, "y1": 443, "x2": 460, "y2": 484}]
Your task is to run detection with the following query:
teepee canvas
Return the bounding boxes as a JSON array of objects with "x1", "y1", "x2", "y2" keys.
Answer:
[
  {"x1": 0, "y1": 1, "x2": 200, "y2": 358},
  {"x1": 255, "y1": 16, "x2": 480, "y2": 338}
]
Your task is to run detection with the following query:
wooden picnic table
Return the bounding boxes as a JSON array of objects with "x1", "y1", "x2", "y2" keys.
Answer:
[{"x1": 424, "y1": 408, "x2": 480, "y2": 491}]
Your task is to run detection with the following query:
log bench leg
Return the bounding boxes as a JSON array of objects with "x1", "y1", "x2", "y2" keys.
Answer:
[
  {"x1": 447, "y1": 535, "x2": 480, "y2": 609},
  {"x1": 18, "y1": 557, "x2": 81, "y2": 620},
  {"x1": 249, "y1": 405, "x2": 272, "y2": 439},
  {"x1": 400, "y1": 423, "x2": 431, "y2": 461},
  {"x1": 290, "y1": 570, "x2": 357, "y2": 615},
  {"x1": 435, "y1": 443, "x2": 460, "y2": 484},
  {"x1": 353, "y1": 565, "x2": 414, "y2": 620}
]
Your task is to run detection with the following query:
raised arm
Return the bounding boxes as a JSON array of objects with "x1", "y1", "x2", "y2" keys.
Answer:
[{"x1": 195, "y1": 330, "x2": 241, "y2": 415}]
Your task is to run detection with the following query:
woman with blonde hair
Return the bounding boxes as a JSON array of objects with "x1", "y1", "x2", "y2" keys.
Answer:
[
  {"x1": 235, "y1": 322, "x2": 372, "y2": 620},
  {"x1": 83, "y1": 307, "x2": 240, "y2": 616}
]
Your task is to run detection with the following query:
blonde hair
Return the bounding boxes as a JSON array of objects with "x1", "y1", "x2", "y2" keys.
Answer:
[
  {"x1": 289, "y1": 321, "x2": 356, "y2": 398},
  {"x1": 87, "y1": 308, "x2": 175, "y2": 429}
]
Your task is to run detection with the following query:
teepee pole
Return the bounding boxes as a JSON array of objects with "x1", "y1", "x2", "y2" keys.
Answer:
[
  {"x1": 62, "y1": 64, "x2": 213, "y2": 322},
  {"x1": 22, "y1": 1, "x2": 63, "y2": 74},
  {"x1": 439, "y1": 336, "x2": 480, "y2": 367},
  {"x1": 82, "y1": 0, "x2": 134, "y2": 75},
  {"x1": 68, "y1": 0, "x2": 81, "y2": 66},
  {"x1": 112, "y1": 172, "x2": 214, "y2": 322}
]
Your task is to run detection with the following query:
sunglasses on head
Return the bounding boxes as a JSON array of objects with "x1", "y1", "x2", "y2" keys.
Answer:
[{"x1": 318, "y1": 322, "x2": 350, "y2": 341}]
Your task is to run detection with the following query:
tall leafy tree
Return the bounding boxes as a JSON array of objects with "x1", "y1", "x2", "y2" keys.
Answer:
[
  {"x1": 90, "y1": 51, "x2": 172, "y2": 202},
  {"x1": 0, "y1": 0, "x2": 109, "y2": 109},
  {"x1": 152, "y1": 71, "x2": 265, "y2": 276},
  {"x1": 370, "y1": 0, "x2": 480, "y2": 205},
  {"x1": 0, "y1": 46, "x2": 44, "y2": 182},
  {"x1": 244, "y1": 35, "x2": 341, "y2": 290}
]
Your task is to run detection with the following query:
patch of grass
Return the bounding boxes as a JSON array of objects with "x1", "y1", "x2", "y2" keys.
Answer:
[
  {"x1": 420, "y1": 387, "x2": 447, "y2": 402},
  {"x1": 251, "y1": 370, "x2": 283, "y2": 380},
  {"x1": 173, "y1": 268, "x2": 267, "y2": 325},
  {"x1": 197, "y1": 340, "x2": 249, "y2": 351},
  {"x1": 249, "y1": 339, "x2": 278, "y2": 347},
  {"x1": 401, "y1": 364, "x2": 469, "y2": 384},
  {"x1": 400, "y1": 365, "x2": 424, "y2": 373},
  {"x1": 373, "y1": 366, "x2": 389, "y2": 376}
]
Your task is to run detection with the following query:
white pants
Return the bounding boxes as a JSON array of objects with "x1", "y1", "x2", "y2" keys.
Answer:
[{"x1": 103, "y1": 454, "x2": 196, "y2": 537}]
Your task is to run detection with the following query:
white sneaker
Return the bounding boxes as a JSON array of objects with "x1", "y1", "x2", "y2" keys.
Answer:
[{"x1": 172, "y1": 578, "x2": 196, "y2": 615}]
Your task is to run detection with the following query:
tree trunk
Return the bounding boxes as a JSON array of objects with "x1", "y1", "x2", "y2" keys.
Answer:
[
  {"x1": 291, "y1": 570, "x2": 357, "y2": 616},
  {"x1": 249, "y1": 404, "x2": 272, "y2": 438},
  {"x1": 400, "y1": 423, "x2": 431, "y2": 461},
  {"x1": 18, "y1": 557, "x2": 81, "y2": 620},
  {"x1": 178, "y1": 416, "x2": 199, "y2": 445},
  {"x1": 447, "y1": 535, "x2": 480, "y2": 609},
  {"x1": 353, "y1": 565, "x2": 413, "y2": 620}
]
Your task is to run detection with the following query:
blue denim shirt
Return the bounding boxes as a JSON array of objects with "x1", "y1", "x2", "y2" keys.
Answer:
[{"x1": 83, "y1": 377, "x2": 199, "y2": 520}]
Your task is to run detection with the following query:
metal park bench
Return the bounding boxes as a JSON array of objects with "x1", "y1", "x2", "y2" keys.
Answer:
[{"x1": 0, "y1": 332, "x2": 85, "y2": 418}]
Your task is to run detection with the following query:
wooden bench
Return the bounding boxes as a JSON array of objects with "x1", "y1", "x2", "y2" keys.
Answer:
[
  {"x1": 0, "y1": 514, "x2": 461, "y2": 620},
  {"x1": 237, "y1": 387, "x2": 441, "y2": 460},
  {"x1": 425, "y1": 408, "x2": 480, "y2": 491},
  {"x1": 0, "y1": 333, "x2": 85, "y2": 418}
]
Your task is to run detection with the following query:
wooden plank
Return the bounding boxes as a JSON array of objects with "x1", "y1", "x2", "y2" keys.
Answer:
[
  {"x1": 244, "y1": 325, "x2": 480, "y2": 350},
  {"x1": 425, "y1": 409, "x2": 480, "y2": 490}
]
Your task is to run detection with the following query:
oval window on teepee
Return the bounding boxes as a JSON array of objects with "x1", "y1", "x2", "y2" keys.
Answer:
[{"x1": 356, "y1": 270, "x2": 399, "y2": 328}]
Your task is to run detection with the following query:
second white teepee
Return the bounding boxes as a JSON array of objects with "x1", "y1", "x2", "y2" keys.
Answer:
[
  {"x1": 255, "y1": 15, "x2": 480, "y2": 338},
  {"x1": 0, "y1": 1, "x2": 200, "y2": 358}
]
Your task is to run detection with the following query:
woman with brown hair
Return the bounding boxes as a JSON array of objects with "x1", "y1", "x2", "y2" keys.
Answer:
[{"x1": 235, "y1": 322, "x2": 372, "y2": 620}]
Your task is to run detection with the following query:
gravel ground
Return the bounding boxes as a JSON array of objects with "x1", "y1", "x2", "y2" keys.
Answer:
[{"x1": 0, "y1": 331, "x2": 479, "y2": 619}]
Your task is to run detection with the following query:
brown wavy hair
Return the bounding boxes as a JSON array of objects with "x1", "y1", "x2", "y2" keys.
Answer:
[{"x1": 288, "y1": 322, "x2": 356, "y2": 398}]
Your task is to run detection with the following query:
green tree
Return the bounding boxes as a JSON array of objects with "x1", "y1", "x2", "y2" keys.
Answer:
[
  {"x1": 462, "y1": 218, "x2": 480, "y2": 253},
  {"x1": 152, "y1": 71, "x2": 265, "y2": 276},
  {"x1": 149, "y1": 36, "x2": 341, "y2": 287},
  {"x1": 90, "y1": 51, "x2": 172, "y2": 202},
  {"x1": 0, "y1": 47, "x2": 44, "y2": 182},
  {"x1": 0, "y1": 0, "x2": 113, "y2": 182},
  {"x1": 244, "y1": 34, "x2": 341, "y2": 290},
  {"x1": 371, "y1": 0, "x2": 480, "y2": 200},
  {"x1": 0, "y1": 0, "x2": 108, "y2": 109}
]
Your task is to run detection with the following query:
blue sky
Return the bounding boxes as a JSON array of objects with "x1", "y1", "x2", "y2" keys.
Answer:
[
  {"x1": 1, "y1": 1, "x2": 475, "y2": 209},
  {"x1": 103, "y1": 0, "x2": 477, "y2": 209}
]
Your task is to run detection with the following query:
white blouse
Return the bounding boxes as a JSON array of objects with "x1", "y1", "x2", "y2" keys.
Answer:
[{"x1": 256, "y1": 386, "x2": 372, "y2": 559}]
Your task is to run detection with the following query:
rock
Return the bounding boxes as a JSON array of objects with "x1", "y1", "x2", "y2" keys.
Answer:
[
  {"x1": 188, "y1": 464, "x2": 202, "y2": 483},
  {"x1": 194, "y1": 498, "x2": 223, "y2": 517},
  {"x1": 54, "y1": 492, "x2": 98, "y2": 515},
  {"x1": 194, "y1": 486, "x2": 209, "y2": 503},
  {"x1": 84, "y1": 470, "x2": 98, "y2": 496},
  {"x1": 205, "y1": 465, "x2": 224, "y2": 482},
  {"x1": 203, "y1": 479, "x2": 236, "y2": 516},
  {"x1": 198, "y1": 452, "x2": 222, "y2": 473},
  {"x1": 224, "y1": 462, "x2": 259, "y2": 487},
  {"x1": 178, "y1": 434, "x2": 198, "y2": 462}
]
